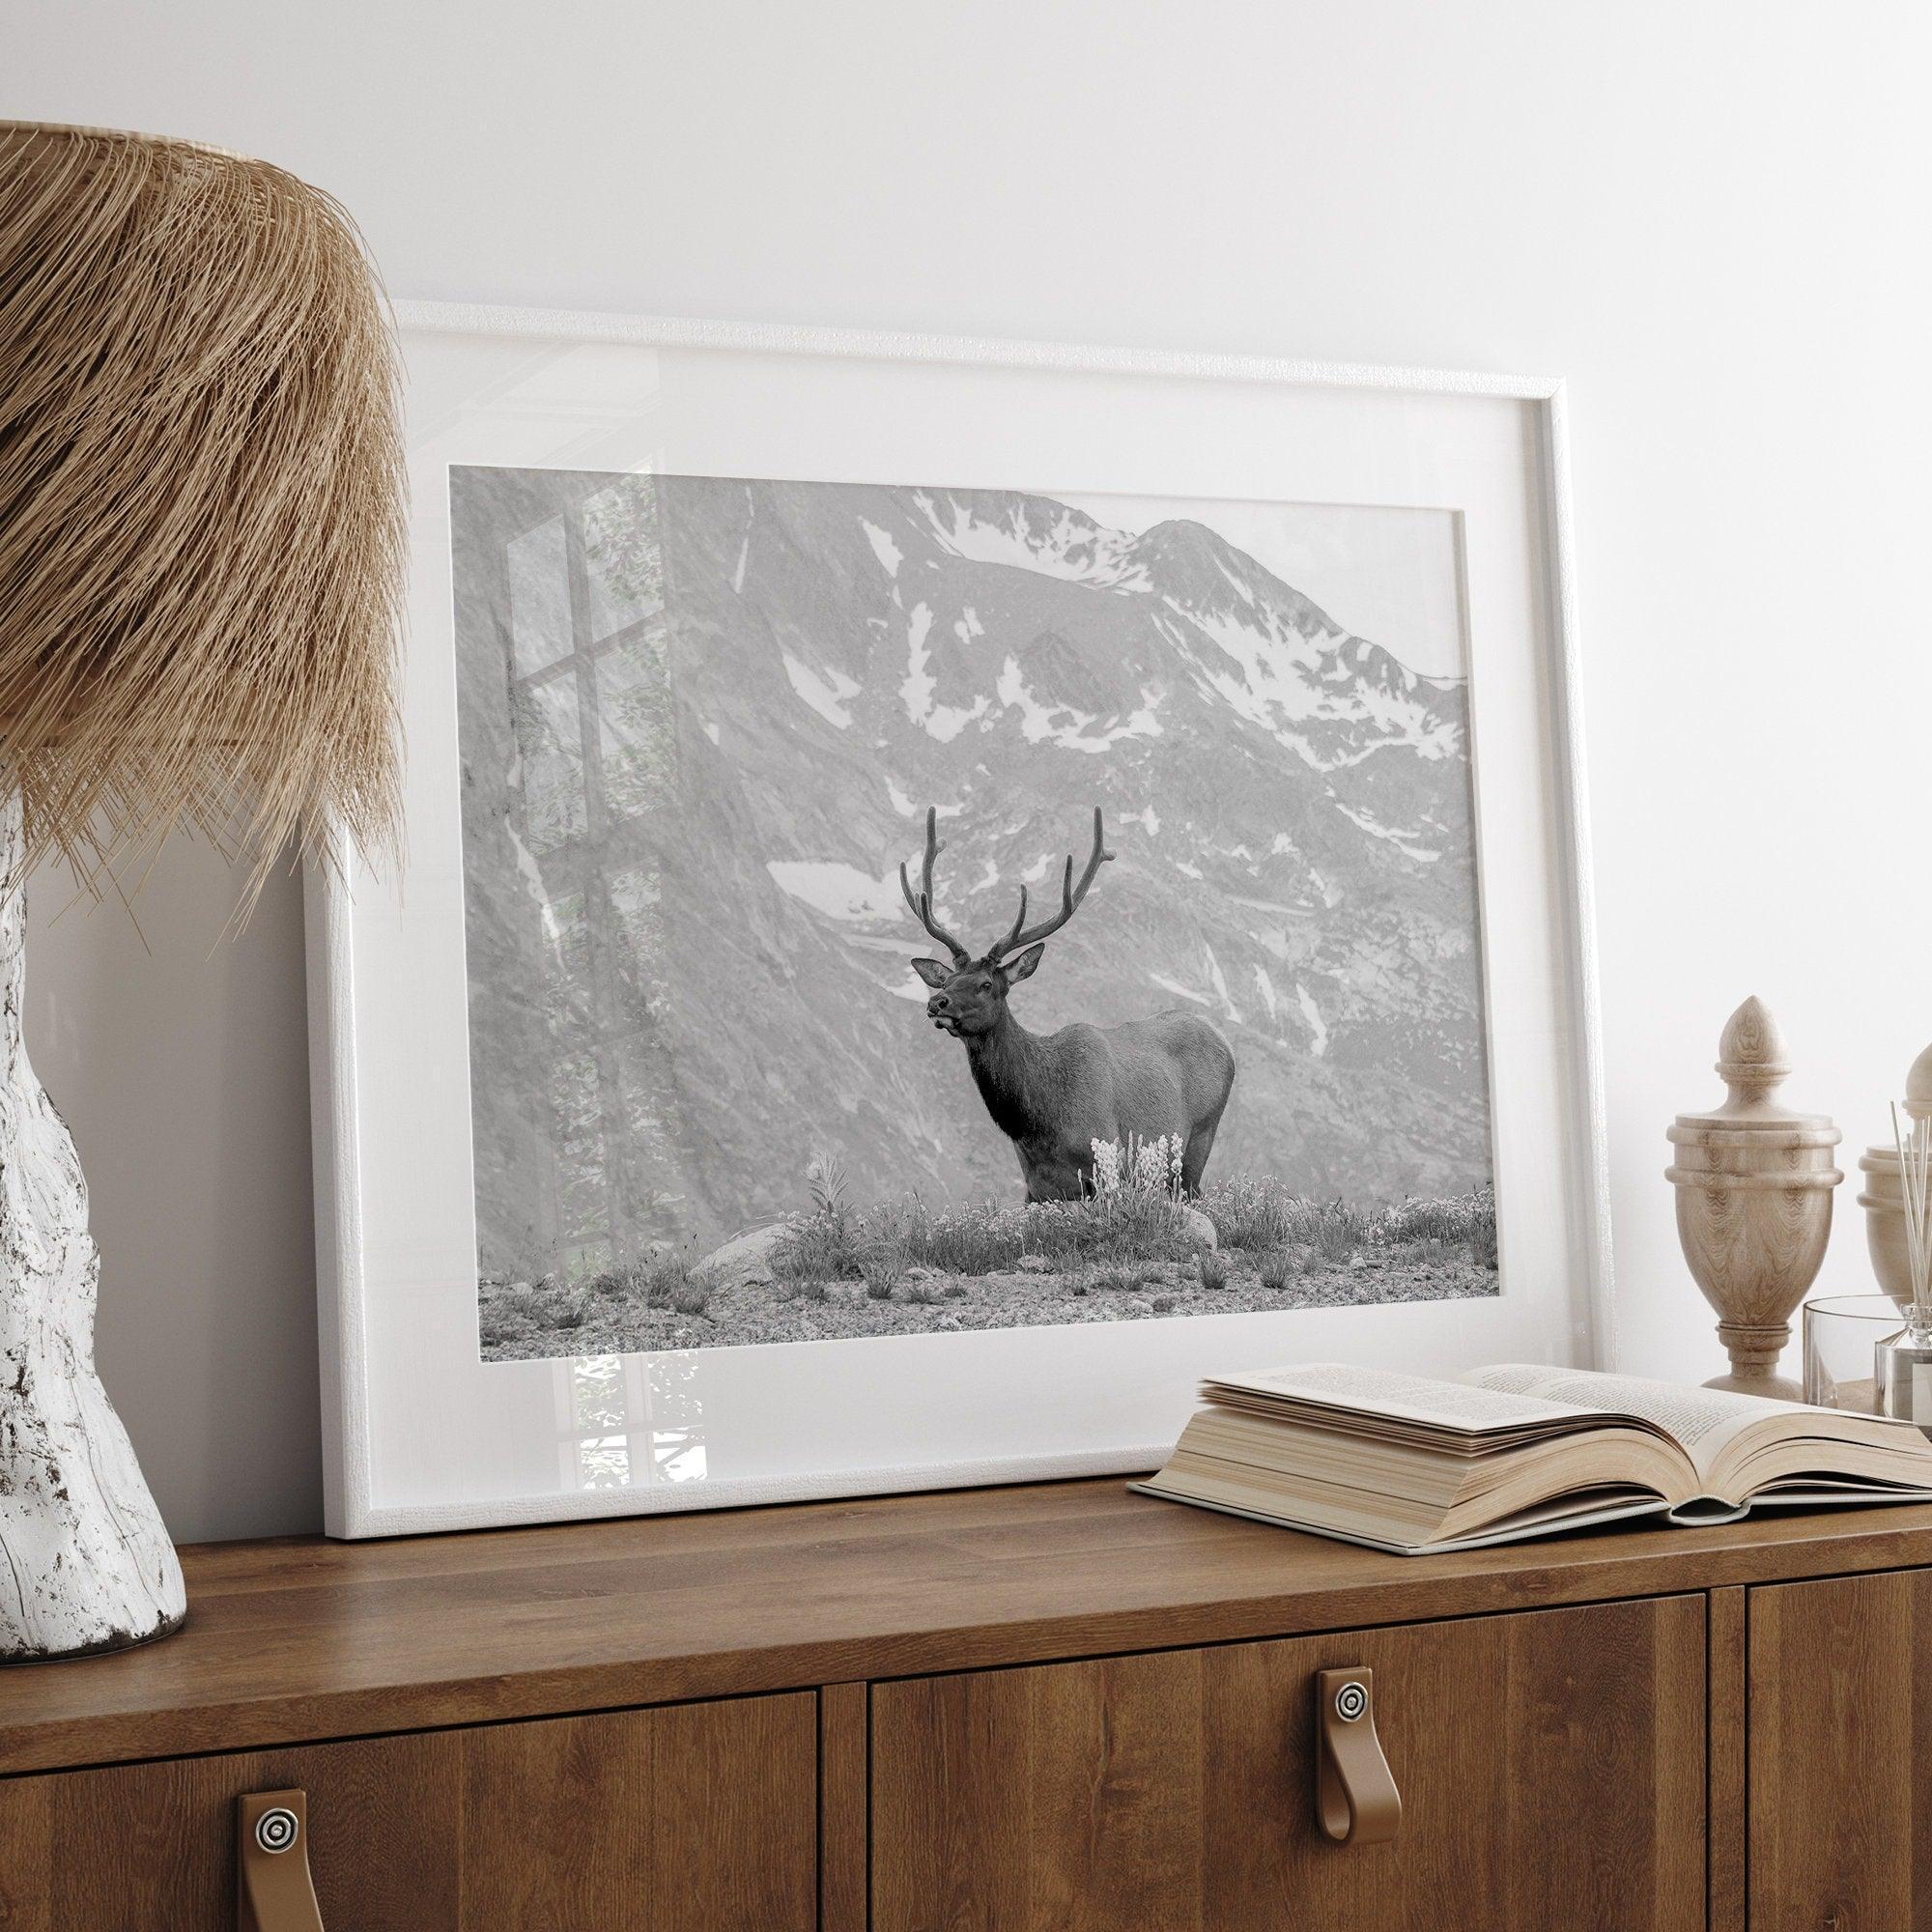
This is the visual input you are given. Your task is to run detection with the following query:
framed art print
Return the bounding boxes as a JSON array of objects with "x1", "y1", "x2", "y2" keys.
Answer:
[{"x1": 305, "y1": 305, "x2": 1610, "y2": 1536}]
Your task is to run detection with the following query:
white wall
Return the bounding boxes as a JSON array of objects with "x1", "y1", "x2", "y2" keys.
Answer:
[{"x1": 9, "y1": 0, "x2": 1931, "y2": 1543}]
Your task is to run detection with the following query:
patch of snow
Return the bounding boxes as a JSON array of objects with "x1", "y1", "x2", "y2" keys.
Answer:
[
  {"x1": 766, "y1": 860, "x2": 900, "y2": 923},
  {"x1": 896, "y1": 602, "x2": 985, "y2": 740},
  {"x1": 1203, "y1": 945, "x2": 1240, "y2": 1023},
  {"x1": 1252, "y1": 964, "x2": 1280, "y2": 1022},
  {"x1": 882, "y1": 780, "x2": 963, "y2": 822},
  {"x1": 913, "y1": 493, "x2": 1151, "y2": 592},
  {"x1": 861, "y1": 520, "x2": 902, "y2": 578},
  {"x1": 928, "y1": 696, "x2": 989, "y2": 742},
  {"x1": 1174, "y1": 598, "x2": 1325, "y2": 721},
  {"x1": 1214, "y1": 554, "x2": 1261, "y2": 607},
  {"x1": 1150, "y1": 972, "x2": 1210, "y2": 1007},
  {"x1": 1295, "y1": 981, "x2": 1329, "y2": 1057},
  {"x1": 899, "y1": 602, "x2": 936, "y2": 723},
  {"x1": 702, "y1": 721, "x2": 721, "y2": 746},
  {"x1": 1335, "y1": 803, "x2": 1441, "y2": 863},
  {"x1": 1123, "y1": 805, "x2": 1161, "y2": 838},
  {"x1": 994, "y1": 656, "x2": 1162, "y2": 753},
  {"x1": 782, "y1": 653, "x2": 859, "y2": 729},
  {"x1": 507, "y1": 822, "x2": 560, "y2": 953},
  {"x1": 1156, "y1": 600, "x2": 1462, "y2": 769},
  {"x1": 1174, "y1": 859, "x2": 1203, "y2": 880}
]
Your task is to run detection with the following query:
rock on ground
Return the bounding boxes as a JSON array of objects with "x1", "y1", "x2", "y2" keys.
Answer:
[
  {"x1": 1180, "y1": 1207, "x2": 1218, "y2": 1250},
  {"x1": 697, "y1": 1220, "x2": 795, "y2": 1292}
]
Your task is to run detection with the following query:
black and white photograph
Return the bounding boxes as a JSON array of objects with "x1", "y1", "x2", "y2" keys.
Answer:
[{"x1": 452, "y1": 465, "x2": 1498, "y2": 1361}]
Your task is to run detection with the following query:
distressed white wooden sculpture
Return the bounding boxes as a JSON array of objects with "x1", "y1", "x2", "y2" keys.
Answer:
[{"x1": 0, "y1": 794, "x2": 185, "y2": 1660}]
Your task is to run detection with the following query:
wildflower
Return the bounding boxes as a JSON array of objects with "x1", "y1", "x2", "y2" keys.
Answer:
[{"x1": 1090, "y1": 1137, "x2": 1124, "y2": 1197}]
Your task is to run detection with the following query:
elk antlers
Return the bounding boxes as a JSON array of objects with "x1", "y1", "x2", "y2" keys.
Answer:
[
  {"x1": 899, "y1": 807, "x2": 970, "y2": 963},
  {"x1": 993, "y1": 806, "x2": 1115, "y2": 962},
  {"x1": 900, "y1": 805, "x2": 1115, "y2": 968}
]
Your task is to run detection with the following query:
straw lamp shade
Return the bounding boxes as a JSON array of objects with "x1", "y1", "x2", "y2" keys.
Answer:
[
  {"x1": 0, "y1": 123, "x2": 405, "y2": 1660},
  {"x1": 0, "y1": 121, "x2": 405, "y2": 888}
]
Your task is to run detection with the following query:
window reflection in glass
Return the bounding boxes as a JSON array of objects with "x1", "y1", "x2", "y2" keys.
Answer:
[{"x1": 507, "y1": 515, "x2": 571, "y2": 675}]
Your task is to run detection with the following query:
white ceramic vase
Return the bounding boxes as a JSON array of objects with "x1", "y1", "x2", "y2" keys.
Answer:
[{"x1": 0, "y1": 790, "x2": 185, "y2": 1661}]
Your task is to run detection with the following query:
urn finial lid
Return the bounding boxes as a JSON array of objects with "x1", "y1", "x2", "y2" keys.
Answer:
[
  {"x1": 1716, "y1": 995, "x2": 1788, "y2": 1098},
  {"x1": 1675, "y1": 996, "x2": 1834, "y2": 1131},
  {"x1": 1907, "y1": 1040, "x2": 1932, "y2": 1121}
]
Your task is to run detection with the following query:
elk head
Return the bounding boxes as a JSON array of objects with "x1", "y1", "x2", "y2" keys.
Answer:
[{"x1": 900, "y1": 806, "x2": 1115, "y2": 1037}]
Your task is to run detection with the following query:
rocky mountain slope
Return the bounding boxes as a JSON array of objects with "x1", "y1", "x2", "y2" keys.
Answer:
[{"x1": 455, "y1": 469, "x2": 1494, "y2": 1277}]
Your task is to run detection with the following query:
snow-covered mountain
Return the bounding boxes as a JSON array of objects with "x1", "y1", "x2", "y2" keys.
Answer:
[{"x1": 454, "y1": 469, "x2": 1493, "y2": 1274}]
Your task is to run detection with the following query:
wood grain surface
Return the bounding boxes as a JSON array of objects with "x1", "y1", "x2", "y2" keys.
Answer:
[
  {"x1": 0, "y1": 1692, "x2": 816, "y2": 1931},
  {"x1": 818, "y1": 1681, "x2": 868, "y2": 1932},
  {"x1": 3, "y1": 1476, "x2": 1932, "y2": 1777},
  {"x1": 871, "y1": 1593, "x2": 1706, "y2": 1931},
  {"x1": 1748, "y1": 1568, "x2": 1932, "y2": 1931},
  {"x1": 4, "y1": 1479, "x2": 1932, "y2": 1776},
  {"x1": 1707, "y1": 1584, "x2": 1746, "y2": 1932}
]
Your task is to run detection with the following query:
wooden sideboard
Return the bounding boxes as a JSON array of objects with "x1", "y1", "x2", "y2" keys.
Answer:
[{"x1": 0, "y1": 1477, "x2": 1927, "y2": 1929}]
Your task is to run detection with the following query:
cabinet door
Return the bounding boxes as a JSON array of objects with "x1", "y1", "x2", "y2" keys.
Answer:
[
  {"x1": 1749, "y1": 1569, "x2": 1932, "y2": 1931},
  {"x1": 0, "y1": 1691, "x2": 816, "y2": 1931},
  {"x1": 872, "y1": 1596, "x2": 1704, "y2": 1932}
]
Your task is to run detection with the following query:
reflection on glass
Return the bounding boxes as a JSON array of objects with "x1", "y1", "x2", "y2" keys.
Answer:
[
  {"x1": 582, "y1": 478, "x2": 661, "y2": 640},
  {"x1": 561, "y1": 1350, "x2": 709, "y2": 1491},
  {"x1": 645, "y1": 1344, "x2": 708, "y2": 1484},
  {"x1": 595, "y1": 636, "x2": 673, "y2": 820},
  {"x1": 464, "y1": 469, "x2": 732, "y2": 1373},
  {"x1": 511, "y1": 674, "x2": 584, "y2": 849},
  {"x1": 572, "y1": 1353, "x2": 627, "y2": 1431},
  {"x1": 507, "y1": 515, "x2": 571, "y2": 675}
]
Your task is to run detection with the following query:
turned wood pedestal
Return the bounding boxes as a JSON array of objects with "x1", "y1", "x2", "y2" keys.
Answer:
[{"x1": 1667, "y1": 997, "x2": 1842, "y2": 1400}]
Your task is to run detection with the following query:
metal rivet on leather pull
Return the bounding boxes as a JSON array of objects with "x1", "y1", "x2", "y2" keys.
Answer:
[{"x1": 255, "y1": 1806, "x2": 300, "y2": 1854}]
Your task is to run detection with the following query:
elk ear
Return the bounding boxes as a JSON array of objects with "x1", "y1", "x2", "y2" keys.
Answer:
[
  {"x1": 910, "y1": 957, "x2": 953, "y2": 989},
  {"x1": 1002, "y1": 942, "x2": 1046, "y2": 987}
]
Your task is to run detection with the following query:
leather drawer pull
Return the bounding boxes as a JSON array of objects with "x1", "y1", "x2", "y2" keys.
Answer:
[
  {"x1": 238, "y1": 1790, "x2": 325, "y2": 1931},
  {"x1": 1315, "y1": 1667, "x2": 1401, "y2": 1846}
]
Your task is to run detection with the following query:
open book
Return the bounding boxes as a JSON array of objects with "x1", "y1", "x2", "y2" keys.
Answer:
[{"x1": 1131, "y1": 1362, "x2": 1932, "y2": 1554}]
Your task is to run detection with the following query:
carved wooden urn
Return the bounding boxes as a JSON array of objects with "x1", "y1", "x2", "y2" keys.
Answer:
[
  {"x1": 1857, "y1": 1040, "x2": 1932, "y2": 1307},
  {"x1": 1665, "y1": 998, "x2": 1842, "y2": 1400}
]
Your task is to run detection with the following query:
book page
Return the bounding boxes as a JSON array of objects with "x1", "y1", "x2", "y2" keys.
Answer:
[
  {"x1": 1208, "y1": 1362, "x2": 1602, "y2": 1434},
  {"x1": 1463, "y1": 1365, "x2": 1810, "y2": 1477}
]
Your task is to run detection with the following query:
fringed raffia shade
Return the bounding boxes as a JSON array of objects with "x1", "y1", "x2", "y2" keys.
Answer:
[{"x1": 0, "y1": 122, "x2": 404, "y2": 896}]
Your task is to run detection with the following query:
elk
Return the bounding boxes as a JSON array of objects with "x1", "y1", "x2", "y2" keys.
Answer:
[{"x1": 901, "y1": 806, "x2": 1236, "y2": 1203}]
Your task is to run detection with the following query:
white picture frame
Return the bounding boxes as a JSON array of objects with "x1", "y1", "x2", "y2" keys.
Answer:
[{"x1": 306, "y1": 301, "x2": 1610, "y2": 1538}]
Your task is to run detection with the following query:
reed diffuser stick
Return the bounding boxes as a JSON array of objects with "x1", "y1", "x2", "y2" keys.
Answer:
[{"x1": 1890, "y1": 1101, "x2": 1932, "y2": 1338}]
